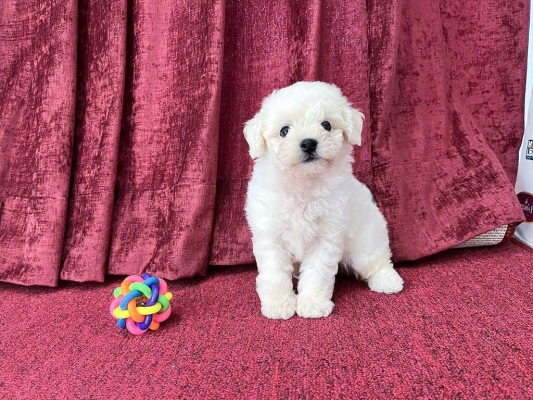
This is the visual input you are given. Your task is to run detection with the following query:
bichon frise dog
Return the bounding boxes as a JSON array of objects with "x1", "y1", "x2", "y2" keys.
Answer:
[{"x1": 244, "y1": 81, "x2": 404, "y2": 319}]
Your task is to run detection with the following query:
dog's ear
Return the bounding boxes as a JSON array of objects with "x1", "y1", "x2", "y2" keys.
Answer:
[
  {"x1": 244, "y1": 113, "x2": 266, "y2": 159},
  {"x1": 342, "y1": 107, "x2": 365, "y2": 146}
]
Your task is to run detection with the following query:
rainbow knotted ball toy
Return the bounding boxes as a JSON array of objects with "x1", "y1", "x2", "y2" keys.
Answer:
[{"x1": 110, "y1": 273, "x2": 173, "y2": 335}]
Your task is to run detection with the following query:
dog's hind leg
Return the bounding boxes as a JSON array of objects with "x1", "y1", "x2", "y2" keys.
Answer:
[
  {"x1": 344, "y1": 244, "x2": 404, "y2": 294},
  {"x1": 365, "y1": 258, "x2": 404, "y2": 294}
]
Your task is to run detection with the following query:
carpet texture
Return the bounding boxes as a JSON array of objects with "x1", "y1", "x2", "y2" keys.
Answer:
[{"x1": 1, "y1": 242, "x2": 532, "y2": 399}]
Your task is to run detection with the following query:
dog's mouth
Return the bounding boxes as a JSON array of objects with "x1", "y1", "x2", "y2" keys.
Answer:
[{"x1": 301, "y1": 153, "x2": 319, "y2": 163}]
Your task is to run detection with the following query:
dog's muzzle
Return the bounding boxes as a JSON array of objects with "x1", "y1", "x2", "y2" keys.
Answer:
[{"x1": 300, "y1": 138, "x2": 318, "y2": 162}]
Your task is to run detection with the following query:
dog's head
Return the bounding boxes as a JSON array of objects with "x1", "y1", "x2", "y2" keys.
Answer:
[{"x1": 244, "y1": 81, "x2": 364, "y2": 175}]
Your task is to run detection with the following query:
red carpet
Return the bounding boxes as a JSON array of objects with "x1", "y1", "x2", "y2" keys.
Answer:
[{"x1": 1, "y1": 242, "x2": 532, "y2": 399}]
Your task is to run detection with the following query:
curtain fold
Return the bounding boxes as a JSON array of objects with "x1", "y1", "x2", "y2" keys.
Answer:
[
  {"x1": 0, "y1": 1, "x2": 78, "y2": 286},
  {"x1": 367, "y1": 0, "x2": 527, "y2": 260},
  {"x1": 0, "y1": 0, "x2": 528, "y2": 286},
  {"x1": 106, "y1": 0, "x2": 225, "y2": 280},
  {"x1": 60, "y1": 0, "x2": 127, "y2": 283}
]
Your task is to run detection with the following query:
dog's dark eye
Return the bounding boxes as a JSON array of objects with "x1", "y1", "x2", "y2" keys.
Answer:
[
  {"x1": 280, "y1": 126, "x2": 289, "y2": 137},
  {"x1": 321, "y1": 121, "x2": 332, "y2": 131}
]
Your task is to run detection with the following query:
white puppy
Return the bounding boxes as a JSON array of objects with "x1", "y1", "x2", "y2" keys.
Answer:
[{"x1": 244, "y1": 81, "x2": 403, "y2": 319}]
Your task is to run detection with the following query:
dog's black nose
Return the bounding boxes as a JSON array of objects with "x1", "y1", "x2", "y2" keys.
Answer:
[{"x1": 300, "y1": 138, "x2": 318, "y2": 154}]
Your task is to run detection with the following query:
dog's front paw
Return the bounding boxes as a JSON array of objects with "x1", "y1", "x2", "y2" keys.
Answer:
[
  {"x1": 367, "y1": 268, "x2": 404, "y2": 294},
  {"x1": 296, "y1": 296, "x2": 334, "y2": 318},
  {"x1": 261, "y1": 294, "x2": 297, "y2": 320}
]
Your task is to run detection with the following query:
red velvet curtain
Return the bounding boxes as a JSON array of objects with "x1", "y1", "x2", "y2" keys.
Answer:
[{"x1": 0, "y1": 0, "x2": 527, "y2": 286}]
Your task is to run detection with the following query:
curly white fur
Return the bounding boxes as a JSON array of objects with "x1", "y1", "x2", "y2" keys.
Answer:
[{"x1": 244, "y1": 81, "x2": 403, "y2": 319}]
